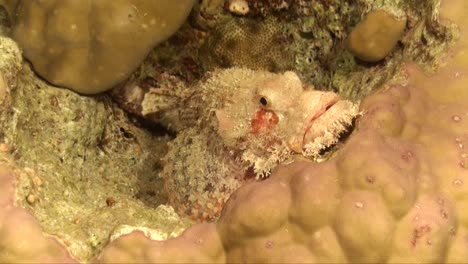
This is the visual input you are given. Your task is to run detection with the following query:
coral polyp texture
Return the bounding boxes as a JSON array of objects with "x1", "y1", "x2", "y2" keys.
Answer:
[
  {"x1": 160, "y1": 68, "x2": 358, "y2": 220},
  {"x1": 200, "y1": 17, "x2": 295, "y2": 72}
]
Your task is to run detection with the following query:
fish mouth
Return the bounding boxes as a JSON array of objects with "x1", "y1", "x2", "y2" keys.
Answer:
[
  {"x1": 310, "y1": 96, "x2": 340, "y2": 123},
  {"x1": 323, "y1": 98, "x2": 339, "y2": 112},
  {"x1": 301, "y1": 96, "x2": 340, "y2": 145}
]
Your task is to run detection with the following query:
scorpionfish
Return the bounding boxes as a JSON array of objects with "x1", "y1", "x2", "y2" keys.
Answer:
[{"x1": 160, "y1": 68, "x2": 359, "y2": 221}]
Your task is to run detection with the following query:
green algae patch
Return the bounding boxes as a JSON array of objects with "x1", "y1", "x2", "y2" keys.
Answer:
[{"x1": 0, "y1": 36, "x2": 193, "y2": 262}]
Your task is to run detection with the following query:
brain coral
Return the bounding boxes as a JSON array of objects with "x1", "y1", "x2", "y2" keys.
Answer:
[
  {"x1": 0, "y1": 0, "x2": 468, "y2": 263},
  {"x1": 0, "y1": 0, "x2": 195, "y2": 94}
]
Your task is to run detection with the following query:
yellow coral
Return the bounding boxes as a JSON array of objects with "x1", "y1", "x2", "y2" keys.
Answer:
[
  {"x1": 3, "y1": 0, "x2": 195, "y2": 94},
  {"x1": 346, "y1": 10, "x2": 407, "y2": 62}
]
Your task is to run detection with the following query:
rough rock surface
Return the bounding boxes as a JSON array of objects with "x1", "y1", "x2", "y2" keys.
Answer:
[{"x1": 0, "y1": 35, "x2": 191, "y2": 262}]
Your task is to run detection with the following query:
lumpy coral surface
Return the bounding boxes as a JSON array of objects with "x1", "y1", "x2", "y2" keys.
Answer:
[{"x1": 2, "y1": 0, "x2": 195, "y2": 94}]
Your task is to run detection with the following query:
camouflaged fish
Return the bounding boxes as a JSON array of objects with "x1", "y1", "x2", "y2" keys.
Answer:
[{"x1": 150, "y1": 68, "x2": 359, "y2": 221}]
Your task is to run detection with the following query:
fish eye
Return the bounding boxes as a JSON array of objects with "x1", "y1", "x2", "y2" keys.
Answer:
[{"x1": 259, "y1": 97, "x2": 268, "y2": 106}]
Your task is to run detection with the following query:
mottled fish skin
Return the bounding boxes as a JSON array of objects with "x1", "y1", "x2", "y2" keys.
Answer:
[
  {"x1": 212, "y1": 69, "x2": 359, "y2": 176},
  {"x1": 161, "y1": 68, "x2": 359, "y2": 221}
]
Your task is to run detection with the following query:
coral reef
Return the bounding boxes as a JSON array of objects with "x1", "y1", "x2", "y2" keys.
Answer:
[
  {"x1": 95, "y1": 0, "x2": 468, "y2": 259},
  {"x1": 0, "y1": 0, "x2": 195, "y2": 94},
  {"x1": 160, "y1": 68, "x2": 358, "y2": 220},
  {"x1": 0, "y1": 0, "x2": 466, "y2": 263},
  {"x1": 346, "y1": 10, "x2": 407, "y2": 62}
]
